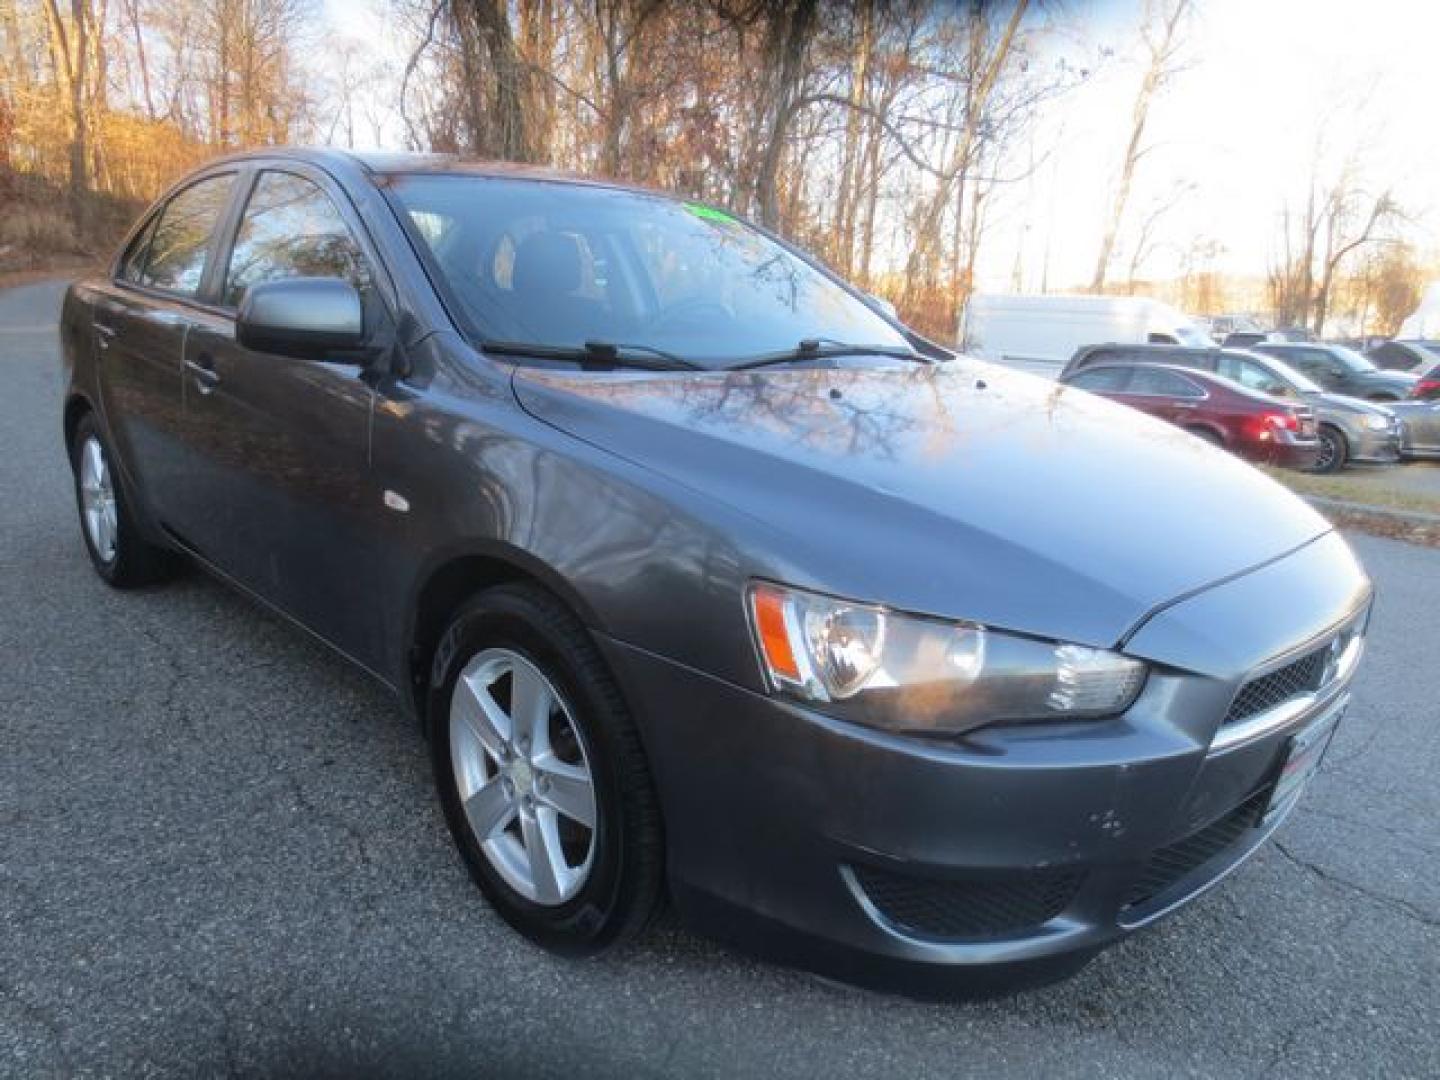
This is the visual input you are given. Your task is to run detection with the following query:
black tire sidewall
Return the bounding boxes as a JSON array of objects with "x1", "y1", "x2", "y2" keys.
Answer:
[
  {"x1": 1313, "y1": 427, "x2": 1347, "y2": 474},
  {"x1": 427, "y1": 587, "x2": 654, "y2": 954}
]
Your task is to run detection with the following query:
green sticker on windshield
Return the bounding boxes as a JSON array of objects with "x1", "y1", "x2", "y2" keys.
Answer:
[{"x1": 684, "y1": 201, "x2": 737, "y2": 225}]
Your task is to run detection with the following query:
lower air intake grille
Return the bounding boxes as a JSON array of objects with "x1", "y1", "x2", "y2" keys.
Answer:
[
  {"x1": 1226, "y1": 647, "x2": 1328, "y2": 724},
  {"x1": 851, "y1": 864, "x2": 1084, "y2": 941},
  {"x1": 1123, "y1": 787, "x2": 1270, "y2": 910}
]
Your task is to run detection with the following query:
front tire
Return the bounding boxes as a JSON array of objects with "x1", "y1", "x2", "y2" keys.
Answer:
[
  {"x1": 69, "y1": 413, "x2": 177, "y2": 587},
  {"x1": 427, "y1": 583, "x2": 664, "y2": 955},
  {"x1": 1309, "y1": 425, "x2": 1348, "y2": 474}
]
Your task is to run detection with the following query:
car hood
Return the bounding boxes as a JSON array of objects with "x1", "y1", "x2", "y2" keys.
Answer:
[
  {"x1": 512, "y1": 359, "x2": 1332, "y2": 651},
  {"x1": 1308, "y1": 392, "x2": 1395, "y2": 418}
]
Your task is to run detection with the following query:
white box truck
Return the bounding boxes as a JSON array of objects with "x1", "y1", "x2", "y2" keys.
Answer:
[{"x1": 960, "y1": 294, "x2": 1208, "y2": 375}]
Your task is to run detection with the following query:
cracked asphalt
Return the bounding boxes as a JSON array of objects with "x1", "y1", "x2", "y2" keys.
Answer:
[{"x1": 2, "y1": 280, "x2": 1437, "y2": 1079}]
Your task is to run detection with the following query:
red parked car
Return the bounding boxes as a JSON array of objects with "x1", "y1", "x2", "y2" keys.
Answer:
[
  {"x1": 1412, "y1": 361, "x2": 1440, "y2": 401},
  {"x1": 1059, "y1": 363, "x2": 1321, "y2": 469}
]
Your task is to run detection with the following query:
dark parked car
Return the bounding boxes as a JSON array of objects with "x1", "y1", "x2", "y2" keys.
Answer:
[
  {"x1": 61, "y1": 150, "x2": 1373, "y2": 994},
  {"x1": 1221, "y1": 330, "x2": 1280, "y2": 348},
  {"x1": 1250, "y1": 342, "x2": 1417, "y2": 401},
  {"x1": 1058, "y1": 363, "x2": 1319, "y2": 469},
  {"x1": 1367, "y1": 340, "x2": 1440, "y2": 373},
  {"x1": 1065, "y1": 344, "x2": 1403, "y2": 472}
]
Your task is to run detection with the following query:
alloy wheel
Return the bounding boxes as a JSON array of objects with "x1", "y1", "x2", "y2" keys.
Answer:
[
  {"x1": 78, "y1": 435, "x2": 118, "y2": 563},
  {"x1": 449, "y1": 648, "x2": 597, "y2": 906}
]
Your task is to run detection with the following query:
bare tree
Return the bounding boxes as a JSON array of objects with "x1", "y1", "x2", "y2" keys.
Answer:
[{"x1": 1090, "y1": 0, "x2": 1190, "y2": 292}]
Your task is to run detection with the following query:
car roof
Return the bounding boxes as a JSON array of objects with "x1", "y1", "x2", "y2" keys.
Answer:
[{"x1": 197, "y1": 146, "x2": 668, "y2": 198}]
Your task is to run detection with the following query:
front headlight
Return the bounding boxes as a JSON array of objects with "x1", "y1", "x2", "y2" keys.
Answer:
[
  {"x1": 747, "y1": 583, "x2": 1147, "y2": 736},
  {"x1": 1362, "y1": 414, "x2": 1390, "y2": 431}
]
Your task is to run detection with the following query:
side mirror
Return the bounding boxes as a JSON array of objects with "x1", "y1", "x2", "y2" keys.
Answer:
[{"x1": 237, "y1": 278, "x2": 365, "y2": 359}]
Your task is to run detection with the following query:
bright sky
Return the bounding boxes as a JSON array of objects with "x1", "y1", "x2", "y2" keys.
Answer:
[
  {"x1": 321, "y1": 0, "x2": 1440, "y2": 293},
  {"x1": 988, "y1": 0, "x2": 1440, "y2": 292}
]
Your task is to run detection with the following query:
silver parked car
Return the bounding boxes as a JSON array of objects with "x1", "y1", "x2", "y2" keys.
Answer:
[{"x1": 1389, "y1": 400, "x2": 1440, "y2": 459}]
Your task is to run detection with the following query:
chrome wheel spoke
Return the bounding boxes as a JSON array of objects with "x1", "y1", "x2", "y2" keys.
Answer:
[
  {"x1": 83, "y1": 439, "x2": 103, "y2": 487},
  {"x1": 509, "y1": 662, "x2": 553, "y2": 755},
  {"x1": 454, "y1": 673, "x2": 512, "y2": 762},
  {"x1": 79, "y1": 436, "x2": 117, "y2": 561},
  {"x1": 535, "y1": 755, "x2": 596, "y2": 828},
  {"x1": 520, "y1": 806, "x2": 566, "y2": 905},
  {"x1": 462, "y1": 776, "x2": 516, "y2": 841}
]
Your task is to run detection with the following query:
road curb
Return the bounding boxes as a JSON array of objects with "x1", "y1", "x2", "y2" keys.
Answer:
[{"x1": 1304, "y1": 495, "x2": 1440, "y2": 547}]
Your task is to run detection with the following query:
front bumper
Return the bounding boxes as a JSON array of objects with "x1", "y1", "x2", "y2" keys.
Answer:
[
  {"x1": 599, "y1": 534, "x2": 1371, "y2": 994},
  {"x1": 1347, "y1": 425, "x2": 1402, "y2": 463}
]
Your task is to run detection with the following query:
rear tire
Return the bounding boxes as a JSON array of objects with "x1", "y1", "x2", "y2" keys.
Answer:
[
  {"x1": 427, "y1": 582, "x2": 664, "y2": 956},
  {"x1": 69, "y1": 413, "x2": 178, "y2": 587},
  {"x1": 1309, "y1": 425, "x2": 1348, "y2": 474}
]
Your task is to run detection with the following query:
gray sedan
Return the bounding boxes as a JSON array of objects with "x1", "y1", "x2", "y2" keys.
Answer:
[
  {"x1": 1390, "y1": 399, "x2": 1440, "y2": 458},
  {"x1": 59, "y1": 149, "x2": 1372, "y2": 995}
]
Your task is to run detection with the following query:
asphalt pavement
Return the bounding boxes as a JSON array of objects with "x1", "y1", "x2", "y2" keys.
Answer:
[{"x1": 2, "y1": 280, "x2": 1437, "y2": 1079}]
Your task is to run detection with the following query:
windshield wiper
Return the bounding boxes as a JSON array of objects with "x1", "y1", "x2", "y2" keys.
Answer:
[
  {"x1": 727, "y1": 338, "x2": 929, "y2": 370},
  {"x1": 481, "y1": 339, "x2": 703, "y2": 371}
]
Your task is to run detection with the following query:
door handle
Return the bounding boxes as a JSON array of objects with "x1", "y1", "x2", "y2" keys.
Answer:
[
  {"x1": 95, "y1": 322, "x2": 118, "y2": 350},
  {"x1": 185, "y1": 356, "x2": 221, "y2": 395}
]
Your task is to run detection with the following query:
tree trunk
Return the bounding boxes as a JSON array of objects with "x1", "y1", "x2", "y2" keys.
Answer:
[
  {"x1": 753, "y1": 0, "x2": 817, "y2": 230},
  {"x1": 1091, "y1": 0, "x2": 1190, "y2": 292},
  {"x1": 901, "y1": 0, "x2": 1027, "y2": 307},
  {"x1": 471, "y1": 0, "x2": 534, "y2": 162}
]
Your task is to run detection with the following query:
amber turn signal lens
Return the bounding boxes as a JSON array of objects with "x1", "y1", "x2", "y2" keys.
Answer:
[{"x1": 751, "y1": 585, "x2": 800, "y2": 682}]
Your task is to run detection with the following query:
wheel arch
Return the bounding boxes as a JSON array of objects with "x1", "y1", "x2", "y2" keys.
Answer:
[
  {"x1": 1183, "y1": 422, "x2": 1227, "y2": 445},
  {"x1": 62, "y1": 392, "x2": 95, "y2": 459},
  {"x1": 403, "y1": 542, "x2": 609, "y2": 728}
]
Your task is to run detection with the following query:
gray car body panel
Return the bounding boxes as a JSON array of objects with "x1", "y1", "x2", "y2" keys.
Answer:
[
  {"x1": 1388, "y1": 399, "x2": 1440, "y2": 457},
  {"x1": 59, "y1": 148, "x2": 1376, "y2": 989},
  {"x1": 512, "y1": 359, "x2": 1331, "y2": 664}
]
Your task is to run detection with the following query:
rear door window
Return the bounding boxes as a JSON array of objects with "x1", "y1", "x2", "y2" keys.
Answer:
[
  {"x1": 1068, "y1": 367, "x2": 1131, "y2": 392},
  {"x1": 140, "y1": 174, "x2": 236, "y2": 297},
  {"x1": 1128, "y1": 368, "x2": 1202, "y2": 397}
]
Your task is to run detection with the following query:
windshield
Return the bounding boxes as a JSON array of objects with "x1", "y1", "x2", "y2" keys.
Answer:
[
  {"x1": 1246, "y1": 352, "x2": 1324, "y2": 394},
  {"x1": 386, "y1": 174, "x2": 910, "y2": 367},
  {"x1": 1325, "y1": 345, "x2": 1378, "y2": 373}
]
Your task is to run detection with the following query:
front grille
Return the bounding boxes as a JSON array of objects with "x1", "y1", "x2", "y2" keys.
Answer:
[
  {"x1": 851, "y1": 864, "x2": 1084, "y2": 941},
  {"x1": 1122, "y1": 786, "x2": 1270, "y2": 910},
  {"x1": 1225, "y1": 646, "x2": 1328, "y2": 724}
]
